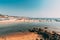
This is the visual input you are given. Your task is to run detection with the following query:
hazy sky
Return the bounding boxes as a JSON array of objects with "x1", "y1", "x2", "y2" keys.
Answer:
[{"x1": 0, "y1": 0, "x2": 60, "y2": 18}]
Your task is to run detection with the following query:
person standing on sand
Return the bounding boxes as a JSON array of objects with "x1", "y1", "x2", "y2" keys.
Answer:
[{"x1": 42, "y1": 30, "x2": 49, "y2": 40}]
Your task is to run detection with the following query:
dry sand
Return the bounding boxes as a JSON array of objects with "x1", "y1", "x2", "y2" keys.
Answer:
[
  {"x1": 0, "y1": 20, "x2": 23, "y2": 24},
  {"x1": 0, "y1": 19, "x2": 39, "y2": 24},
  {"x1": 0, "y1": 32, "x2": 42, "y2": 40}
]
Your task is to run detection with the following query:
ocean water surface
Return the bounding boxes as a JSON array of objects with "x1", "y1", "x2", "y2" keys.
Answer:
[{"x1": 0, "y1": 22, "x2": 60, "y2": 35}]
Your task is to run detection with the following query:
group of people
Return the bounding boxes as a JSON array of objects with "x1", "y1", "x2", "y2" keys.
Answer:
[{"x1": 28, "y1": 27, "x2": 60, "y2": 40}]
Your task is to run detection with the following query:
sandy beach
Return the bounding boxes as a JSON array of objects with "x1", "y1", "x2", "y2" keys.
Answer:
[
  {"x1": 0, "y1": 18, "x2": 40, "y2": 24},
  {"x1": 0, "y1": 32, "x2": 42, "y2": 40},
  {"x1": 0, "y1": 30, "x2": 60, "y2": 40},
  {"x1": 0, "y1": 20, "x2": 23, "y2": 24}
]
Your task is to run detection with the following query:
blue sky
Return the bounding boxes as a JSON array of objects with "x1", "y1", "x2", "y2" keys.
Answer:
[{"x1": 0, "y1": 0, "x2": 60, "y2": 18}]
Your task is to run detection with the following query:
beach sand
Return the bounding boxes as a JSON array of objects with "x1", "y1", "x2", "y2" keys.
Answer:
[
  {"x1": 0, "y1": 20, "x2": 23, "y2": 24},
  {"x1": 0, "y1": 32, "x2": 42, "y2": 40}
]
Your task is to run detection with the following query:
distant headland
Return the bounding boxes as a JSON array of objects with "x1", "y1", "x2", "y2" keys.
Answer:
[{"x1": 0, "y1": 14, "x2": 60, "y2": 24}]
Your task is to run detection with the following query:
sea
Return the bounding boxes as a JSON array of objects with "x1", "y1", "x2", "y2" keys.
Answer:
[{"x1": 0, "y1": 22, "x2": 60, "y2": 35}]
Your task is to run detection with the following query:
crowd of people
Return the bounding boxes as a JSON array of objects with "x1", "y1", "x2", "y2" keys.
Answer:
[{"x1": 28, "y1": 27, "x2": 60, "y2": 40}]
